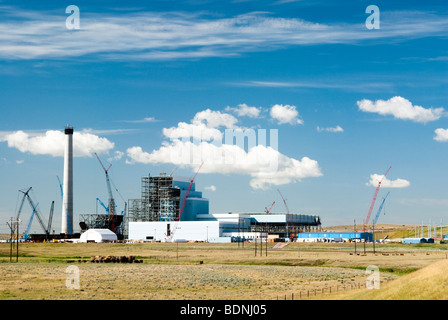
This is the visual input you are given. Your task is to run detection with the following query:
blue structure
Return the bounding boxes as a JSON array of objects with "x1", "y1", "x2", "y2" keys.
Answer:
[
  {"x1": 403, "y1": 238, "x2": 434, "y2": 244},
  {"x1": 173, "y1": 178, "x2": 209, "y2": 221},
  {"x1": 297, "y1": 232, "x2": 373, "y2": 242}
]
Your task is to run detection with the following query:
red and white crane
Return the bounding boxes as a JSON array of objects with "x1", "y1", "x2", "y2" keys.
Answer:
[
  {"x1": 265, "y1": 201, "x2": 275, "y2": 214},
  {"x1": 363, "y1": 166, "x2": 391, "y2": 232}
]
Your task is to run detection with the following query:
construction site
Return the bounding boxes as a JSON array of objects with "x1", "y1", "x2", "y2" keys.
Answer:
[
  {"x1": 2, "y1": 125, "x2": 448, "y2": 303},
  {"x1": 6, "y1": 126, "x2": 443, "y2": 246}
]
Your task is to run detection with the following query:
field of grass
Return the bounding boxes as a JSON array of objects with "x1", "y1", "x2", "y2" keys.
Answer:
[{"x1": 1, "y1": 238, "x2": 447, "y2": 300}]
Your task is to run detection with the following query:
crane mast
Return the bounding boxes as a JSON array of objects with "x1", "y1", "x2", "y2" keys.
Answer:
[
  {"x1": 363, "y1": 166, "x2": 391, "y2": 232},
  {"x1": 178, "y1": 163, "x2": 203, "y2": 221},
  {"x1": 373, "y1": 192, "x2": 390, "y2": 227},
  {"x1": 94, "y1": 153, "x2": 116, "y2": 232}
]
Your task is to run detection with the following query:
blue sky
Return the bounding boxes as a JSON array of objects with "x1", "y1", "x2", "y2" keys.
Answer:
[{"x1": 0, "y1": 0, "x2": 447, "y2": 234}]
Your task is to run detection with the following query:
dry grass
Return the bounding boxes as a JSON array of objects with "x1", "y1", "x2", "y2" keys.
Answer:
[
  {"x1": 0, "y1": 241, "x2": 446, "y2": 300},
  {"x1": 319, "y1": 258, "x2": 448, "y2": 300}
]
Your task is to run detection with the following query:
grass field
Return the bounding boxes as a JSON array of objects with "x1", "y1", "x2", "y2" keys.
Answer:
[{"x1": 1, "y1": 236, "x2": 447, "y2": 300}]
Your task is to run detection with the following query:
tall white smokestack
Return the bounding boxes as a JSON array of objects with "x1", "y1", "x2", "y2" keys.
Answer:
[{"x1": 61, "y1": 125, "x2": 74, "y2": 234}]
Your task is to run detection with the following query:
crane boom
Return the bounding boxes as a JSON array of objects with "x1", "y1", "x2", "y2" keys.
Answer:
[
  {"x1": 177, "y1": 163, "x2": 203, "y2": 221},
  {"x1": 94, "y1": 153, "x2": 116, "y2": 232},
  {"x1": 265, "y1": 201, "x2": 275, "y2": 214},
  {"x1": 277, "y1": 189, "x2": 289, "y2": 214},
  {"x1": 364, "y1": 166, "x2": 391, "y2": 231},
  {"x1": 373, "y1": 192, "x2": 390, "y2": 227},
  {"x1": 47, "y1": 201, "x2": 54, "y2": 234}
]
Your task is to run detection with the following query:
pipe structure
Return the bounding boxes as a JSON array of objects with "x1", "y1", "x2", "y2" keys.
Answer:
[{"x1": 61, "y1": 125, "x2": 74, "y2": 234}]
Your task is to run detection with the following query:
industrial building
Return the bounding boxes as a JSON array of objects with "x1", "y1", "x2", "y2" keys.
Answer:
[
  {"x1": 126, "y1": 172, "x2": 322, "y2": 242},
  {"x1": 296, "y1": 232, "x2": 373, "y2": 243}
]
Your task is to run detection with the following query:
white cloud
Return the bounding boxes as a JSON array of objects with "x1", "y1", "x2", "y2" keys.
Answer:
[
  {"x1": 357, "y1": 96, "x2": 445, "y2": 123},
  {"x1": 317, "y1": 125, "x2": 344, "y2": 133},
  {"x1": 124, "y1": 117, "x2": 159, "y2": 123},
  {"x1": 108, "y1": 150, "x2": 124, "y2": 161},
  {"x1": 163, "y1": 122, "x2": 223, "y2": 141},
  {"x1": 192, "y1": 109, "x2": 238, "y2": 129},
  {"x1": 0, "y1": 130, "x2": 114, "y2": 157},
  {"x1": 225, "y1": 104, "x2": 262, "y2": 118},
  {"x1": 270, "y1": 104, "x2": 303, "y2": 125},
  {"x1": 126, "y1": 108, "x2": 322, "y2": 190},
  {"x1": 366, "y1": 174, "x2": 410, "y2": 188},
  {"x1": 205, "y1": 185, "x2": 217, "y2": 192},
  {"x1": 126, "y1": 141, "x2": 322, "y2": 190},
  {"x1": 434, "y1": 128, "x2": 448, "y2": 142},
  {"x1": 1, "y1": 9, "x2": 447, "y2": 61}
]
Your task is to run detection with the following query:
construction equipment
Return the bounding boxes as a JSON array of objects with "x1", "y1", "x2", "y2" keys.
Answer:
[
  {"x1": 16, "y1": 187, "x2": 52, "y2": 239},
  {"x1": 373, "y1": 192, "x2": 390, "y2": 227},
  {"x1": 265, "y1": 201, "x2": 275, "y2": 214},
  {"x1": 96, "y1": 198, "x2": 109, "y2": 213},
  {"x1": 94, "y1": 153, "x2": 116, "y2": 232},
  {"x1": 363, "y1": 166, "x2": 391, "y2": 232},
  {"x1": 277, "y1": 189, "x2": 289, "y2": 214},
  {"x1": 170, "y1": 166, "x2": 177, "y2": 177},
  {"x1": 47, "y1": 201, "x2": 55, "y2": 235},
  {"x1": 177, "y1": 162, "x2": 203, "y2": 221},
  {"x1": 22, "y1": 203, "x2": 38, "y2": 241}
]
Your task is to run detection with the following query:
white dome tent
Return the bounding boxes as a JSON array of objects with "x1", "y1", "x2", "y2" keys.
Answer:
[{"x1": 80, "y1": 229, "x2": 117, "y2": 243}]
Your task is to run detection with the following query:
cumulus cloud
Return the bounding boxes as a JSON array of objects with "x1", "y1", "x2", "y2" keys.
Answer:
[
  {"x1": 192, "y1": 109, "x2": 238, "y2": 129},
  {"x1": 270, "y1": 104, "x2": 303, "y2": 125},
  {"x1": 357, "y1": 96, "x2": 445, "y2": 123},
  {"x1": 317, "y1": 125, "x2": 344, "y2": 133},
  {"x1": 0, "y1": 129, "x2": 114, "y2": 157},
  {"x1": 126, "y1": 108, "x2": 322, "y2": 189},
  {"x1": 434, "y1": 128, "x2": 448, "y2": 142},
  {"x1": 366, "y1": 174, "x2": 410, "y2": 188},
  {"x1": 163, "y1": 122, "x2": 223, "y2": 141},
  {"x1": 225, "y1": 104, "x2": 262, "y2": 118},
  {"x1": 126, "y1": 141, "x2": 322, "y2": 190}
]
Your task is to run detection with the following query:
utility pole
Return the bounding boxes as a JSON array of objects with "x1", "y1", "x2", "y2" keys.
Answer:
[
  {"x1": 354, "y1": 219, "x2": 357, "y2": 255},
  {"x1": 7, "y1": 218, "x2": 20, "y2": 262}
]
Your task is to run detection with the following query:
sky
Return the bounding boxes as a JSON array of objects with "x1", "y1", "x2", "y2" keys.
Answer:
[{"x1": 0, "y1": 0, "x2": 447, "y2": 235}]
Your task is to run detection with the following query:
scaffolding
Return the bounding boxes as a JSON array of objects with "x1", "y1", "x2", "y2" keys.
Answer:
[
  {"x1": 128, "y1": 174, "x2": 180, "y2": 223},
  {"x1": 79, "y1": 213, "x2": 125, "y2": 239}
]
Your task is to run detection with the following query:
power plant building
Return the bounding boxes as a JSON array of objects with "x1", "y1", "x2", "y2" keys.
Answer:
[{"x1": 127, "y1": 173, "x2": 322, "y2": 242}]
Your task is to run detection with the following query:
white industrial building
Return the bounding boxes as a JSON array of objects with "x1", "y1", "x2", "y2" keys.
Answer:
[
  {"x1": 79, "y1": 228, "x2": 118, "y2": 243},
  {"x1": 129, "y1": 221, "x2": 231, "y2": 242}
]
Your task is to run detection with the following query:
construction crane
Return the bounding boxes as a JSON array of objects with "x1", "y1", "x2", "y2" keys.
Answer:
[
  {"x1": 16, "y1": 188, "x2": 52, "y2": 239},
  {"x1": 94, "y1": 153, "x2": 116, "y2": 232},
  {"x1": 265, "y1": 201, "x2": 275, "y2": 214},
  {"x1": 277, "y1": 189, "x2": 289, "y2": 214},
  {"x1": 47, "y1": 201, "x2": 55, "y2": 235},
  {"x1": 96, "y1": 198, "x2": 109, "y2": 213},
  {"x1": 373, "y1": 192, "x2": 390, "y2": 228},
  {"x1": 278, "y1": 189, "x2": 292, "y2": 240},
  {"x1": 363, "y1": 166, "x2": 391, "y2": 232},
  {"x1": 177, "y1": 162, "x2": 203, "y2": 221},
  {"x1": 22, "y1": 203, "x2": 38, "y2": 241}
]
